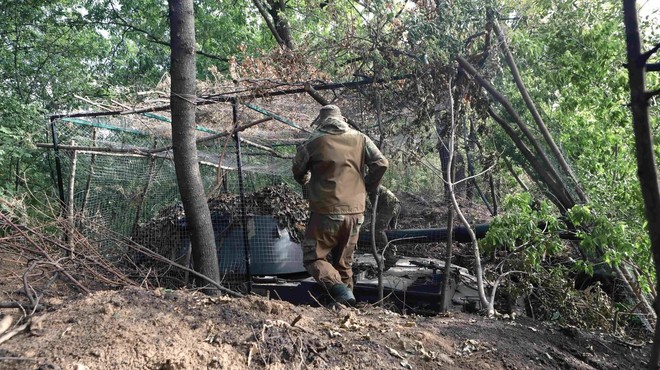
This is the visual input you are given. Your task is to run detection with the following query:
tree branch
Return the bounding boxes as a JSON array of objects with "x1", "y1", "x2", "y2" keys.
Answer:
[
  {"x1": 457, "y1": 55, "x2": 575, "y2": 209},
  {"x1": 445, "y1": 80, "x2": 491, "y2": 314},
  {"x1": 647, "y1": 63, "x2": 660, "y2": 72},
  {"x1": 647, "y1": 88, "x2": 660, "y2": 100},
  {"x1": 487, "y1": 107, "x2": 568, "y2": 211},
  {"x1": 641, "y1": 41, "x2": 660, "y2": 63},
  {"x1": 493, "y1": 21, "x2": 587, "y2": 203},
  {"x1": 251, "y1": 0, "x2": 287, "y2": 48},
  {"x1": 106, "y1": 15, "x2": 228, "y2": 62}
]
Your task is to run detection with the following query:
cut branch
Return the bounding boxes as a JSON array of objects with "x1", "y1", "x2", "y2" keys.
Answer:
[
  {"x1": 493, "y1": 21, "x2": 587, "y2": 203},
  {"x1": 457, "y1": 55, "x2": 576, "y2": 210},
  {"x1": 488, "y1": 108, "x2": 570, "y2": 211}
]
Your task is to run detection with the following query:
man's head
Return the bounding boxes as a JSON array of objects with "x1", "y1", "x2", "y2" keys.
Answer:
[
  {"x1": 319, "y1": 105, "x2": 342, "y2": 119},
  {"x1": 312, "y1": 105, "x2": 343, "y2": 126}
]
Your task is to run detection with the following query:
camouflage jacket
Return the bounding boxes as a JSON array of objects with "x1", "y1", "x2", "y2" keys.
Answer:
[{"x1": 292, "y1": 117, "x2": 388, "y2": 215}]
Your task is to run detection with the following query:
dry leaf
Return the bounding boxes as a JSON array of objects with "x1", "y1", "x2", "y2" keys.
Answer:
[{"x1": 388, "y1": 346, "x2": 405, "y2": 359}]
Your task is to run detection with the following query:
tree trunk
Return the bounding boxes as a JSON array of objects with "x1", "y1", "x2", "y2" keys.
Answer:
[
  {"x1": 436, "y1": 89, "x2": 466, "y2": 199},
  {"x1": 169, "y1": 0, "x2": 220, "y2": 294},
  {"x1": 439, "y1": 199, "x2": 454, "y2": 312},
  {"x1": 622, "y1": 1, "x2": 660, "y2": 368},
  {"x1": 445, "y1": 89, "x2": 490, "y2": 314}
]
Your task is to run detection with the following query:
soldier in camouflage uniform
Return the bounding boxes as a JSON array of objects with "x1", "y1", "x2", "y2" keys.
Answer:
[
  {"x1": 292, "y1": 105, "x2": 388, "y2": 306},
  {"x1": 366, "y1": 185, "x2": 401, "y2": 270}
]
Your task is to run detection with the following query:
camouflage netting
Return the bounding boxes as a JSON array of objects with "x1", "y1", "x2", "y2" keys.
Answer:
[{"x1": 131, "y1": 184, "x2": 309, "y2": 262}]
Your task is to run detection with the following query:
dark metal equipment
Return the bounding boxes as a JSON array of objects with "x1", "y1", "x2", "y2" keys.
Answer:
[{"x1": 252, "y1": 255, "x2": 461, "y2": 314}]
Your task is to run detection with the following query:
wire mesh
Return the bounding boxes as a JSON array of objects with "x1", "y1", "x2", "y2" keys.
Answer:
[{"x1": 48, "y1": 113, "x2": 306, "y2": 290}]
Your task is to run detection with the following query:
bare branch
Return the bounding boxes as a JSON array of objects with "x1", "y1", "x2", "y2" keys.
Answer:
[
  {"x1": 488, "y1": 270, "x2": 527, "y2": 304},
  {"x1": 443, "y1": 77, "x2": 490, "y2": 314},
  {"x1": 487, "y1": 108, "x2": 568, "y2": 211},
  {"x1": 641, "y1": 41, "x2": 660, "y2": 63},
  {"x1": 0, "y1": 302, "x2": 44, "y2": 311},
  {"x1": 0, "y1": 322, "x2": 29, "y2": 345},
  {"x1": 647, "y1": 88, "x2": 660, "y2": 100},
  {"x1": 148, "y1": 116, "x2": 273, "y2": 154}
]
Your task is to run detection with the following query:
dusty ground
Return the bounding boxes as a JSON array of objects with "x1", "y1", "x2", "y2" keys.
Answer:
[{"x1": 0, "y1": 282, "x2": 650, "y2": 370}]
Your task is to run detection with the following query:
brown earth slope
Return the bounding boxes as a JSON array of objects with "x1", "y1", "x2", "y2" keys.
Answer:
[{"x1": 0, "y1": 286, "x2": 648, "y2": 370}]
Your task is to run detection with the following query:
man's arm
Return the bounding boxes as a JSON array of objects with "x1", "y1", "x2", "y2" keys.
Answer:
[
  {"x1": 291, "y1": 144, "x2": 311, "y2": 185},
  {"x1": 363, "y1": 136, "x2": 388, "y2": 193}
]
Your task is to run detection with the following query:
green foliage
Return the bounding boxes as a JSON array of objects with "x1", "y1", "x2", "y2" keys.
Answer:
[
  {"x1": 86, "y1": 0, "x2": 275, "y2": 83},
  {"x1": 499, "y1": 0, "x2": 636, "y2": 209},
  {"x1": 482, "y1": 193, "x2": 621, "y2": 329},
  {"x1": 0, "y1": 0, "x2": 116, "y2": 105},
  {"x1": 0, "y1": 0, "x2": 119, "y2": 195},
  {"x1": 483, "y1": 193, "x2": 563, "y2": 269},
  {"x1": 491, "y1": 0, "x2": 656, "y2": 290},
  {"x1": 0, "y1": 96, "x2": 46, "y2": 193},
  {"x1": 567, "y1": 205, "x2": 651, "y2": 287}
]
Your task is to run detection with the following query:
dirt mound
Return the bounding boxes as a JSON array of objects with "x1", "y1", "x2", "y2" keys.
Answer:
[{"x1": 0, "y1": 287, "x2": 648, "y2": 370}]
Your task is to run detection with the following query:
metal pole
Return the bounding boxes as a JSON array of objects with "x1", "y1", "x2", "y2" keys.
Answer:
[
  {"x1": 233, "y1": 99, "x2": 252, "y2": 293},
  {"x1": 50, "y1": 117, "x2": 66, "y2": 213}
]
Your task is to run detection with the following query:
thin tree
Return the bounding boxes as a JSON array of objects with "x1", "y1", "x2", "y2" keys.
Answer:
[
  {"x1": 443, "y1": 79, "x2": 491, "y2": 315},
  {"x1": 169, "y1": 0, "x2": 221, "y2": 294},
  {"x1": 622, "y1": 1, "x2": 660, "y2": 368}
]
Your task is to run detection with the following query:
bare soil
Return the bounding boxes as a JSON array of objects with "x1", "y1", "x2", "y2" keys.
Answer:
[{"x1": 0, "y1": 282, "x2": 650, "y2": 370}]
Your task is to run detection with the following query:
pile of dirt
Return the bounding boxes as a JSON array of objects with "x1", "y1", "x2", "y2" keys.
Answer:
[{"x1": 0, "y1": 286, "x2": 649, "y2": 370}]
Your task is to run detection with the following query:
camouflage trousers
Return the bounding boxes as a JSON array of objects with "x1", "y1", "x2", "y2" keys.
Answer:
[{"x1": 301, "y1": 213, "x2": 364, "y2": 289}]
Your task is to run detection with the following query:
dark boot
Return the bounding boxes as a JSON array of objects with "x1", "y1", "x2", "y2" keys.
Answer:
[{"x1": 330, "y1": 283, "x2": 356, "y2": 306}]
